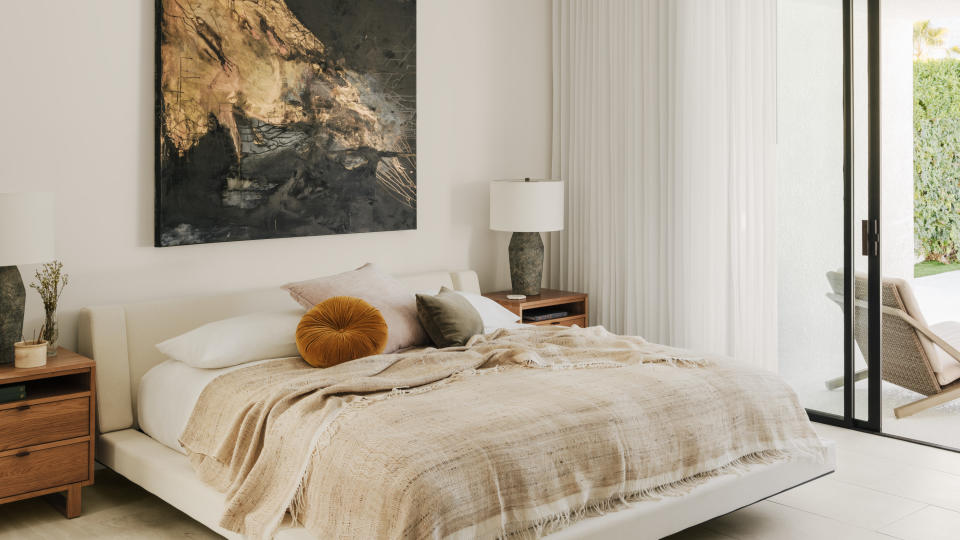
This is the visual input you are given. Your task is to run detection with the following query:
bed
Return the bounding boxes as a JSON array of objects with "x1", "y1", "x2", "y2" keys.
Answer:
[{"x1": 78, "y1": 269, "x2": 835, "y2": 539}]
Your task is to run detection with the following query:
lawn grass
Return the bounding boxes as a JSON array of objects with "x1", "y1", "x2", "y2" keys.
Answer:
[{"x1": 915, "y1": 260, "x2": 960, "y2": 278}]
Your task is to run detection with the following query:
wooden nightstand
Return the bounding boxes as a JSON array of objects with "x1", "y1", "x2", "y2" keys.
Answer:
[
  {"x1": 0, "y1": 349, "x2": 96, "y2": 518},
  {"x1": 483, "y1": 289, "x2": 589, "y2": 327}
]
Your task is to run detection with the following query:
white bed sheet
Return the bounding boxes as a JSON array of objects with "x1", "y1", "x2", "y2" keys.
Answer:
[{"x1": 138, "y1": 358, "x2": 276, "y2": 454}]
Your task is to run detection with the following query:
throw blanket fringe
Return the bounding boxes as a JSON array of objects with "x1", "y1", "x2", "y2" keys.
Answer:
[{"x1": 500, "y1": 447, "x2": 827, "y2": 540}]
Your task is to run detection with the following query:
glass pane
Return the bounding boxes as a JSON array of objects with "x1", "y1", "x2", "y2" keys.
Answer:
[
  {"x1": 853, "y1": 0, "x2": 870, "y2": 423},
  {"x1": 776, "y1": 0, "x2": 847, "y2": 417},
  {"x1": 881, "y1": 0, "x2": 960, "y2": 448}
]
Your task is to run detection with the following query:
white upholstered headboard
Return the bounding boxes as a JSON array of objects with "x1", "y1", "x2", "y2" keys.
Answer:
[{"x1": 78, "y1": 270, "x2": 481, "y2": 434}]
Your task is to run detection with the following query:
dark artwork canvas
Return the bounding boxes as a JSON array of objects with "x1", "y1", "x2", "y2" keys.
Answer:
[{"x1": 156, "y1": 0, "x2": 416, "y2": 246}]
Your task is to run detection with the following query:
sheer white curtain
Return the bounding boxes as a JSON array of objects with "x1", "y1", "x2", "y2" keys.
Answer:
[{"x1": 549, "y1": 0, "x2": 777, "y2": 370}]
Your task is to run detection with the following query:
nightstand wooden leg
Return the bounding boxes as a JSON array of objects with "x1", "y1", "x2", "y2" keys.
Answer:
[
  {"x1": 65, "y1": 484, "x2": 82, "y2": 518},
  {"x1": 45, "y1": 483, "x2": 82, "y2": 518}
]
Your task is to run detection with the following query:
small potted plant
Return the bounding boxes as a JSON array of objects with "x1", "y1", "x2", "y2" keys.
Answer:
[
  {"x1": 30, "y1": 260, "x2": 68, "y2": 356},
  {"x1": 15, "y1": 325, "x2": 48, "y2": 368}
]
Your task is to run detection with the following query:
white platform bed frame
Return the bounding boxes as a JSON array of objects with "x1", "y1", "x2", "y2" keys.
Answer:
[{"x1": 78, "y1": 270, "x2": 835, "y2": 540}]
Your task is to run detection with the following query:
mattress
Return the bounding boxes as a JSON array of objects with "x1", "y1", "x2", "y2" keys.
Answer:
[{"x1": 138, "y1": 358, "x2": 276, "y2": 453}]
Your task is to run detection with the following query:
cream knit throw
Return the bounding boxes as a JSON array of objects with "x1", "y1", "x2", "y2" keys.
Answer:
[{"x1": 180, "y1": 325, "x2": 824, "y2": 539}]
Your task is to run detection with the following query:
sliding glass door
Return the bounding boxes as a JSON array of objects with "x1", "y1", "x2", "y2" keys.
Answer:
[
  {"x1": 777, "y1": 0, "x2": 882, "y2": 431},
  {"x1": 876, "y1": 1, "x2": 960, "y2": 450}
]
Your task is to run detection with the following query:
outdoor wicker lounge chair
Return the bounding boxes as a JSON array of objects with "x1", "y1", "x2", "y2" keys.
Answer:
[{"x1": 825, "y1": 271, "x2": 960, "y2": 418}]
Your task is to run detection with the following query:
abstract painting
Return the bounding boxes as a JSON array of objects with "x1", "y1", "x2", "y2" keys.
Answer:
[{"x1": 156, "y1": 0, "x2": 416, "y2": 246}]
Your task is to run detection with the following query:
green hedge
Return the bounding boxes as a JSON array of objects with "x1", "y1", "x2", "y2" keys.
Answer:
[{"x1": 915, "y1": 59, "x2": 960, "y2": 263}]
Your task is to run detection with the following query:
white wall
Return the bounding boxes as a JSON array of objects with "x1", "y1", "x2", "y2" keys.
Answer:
[{"x1": 0, "y1": 0, "x2": 552, "y2": 350}]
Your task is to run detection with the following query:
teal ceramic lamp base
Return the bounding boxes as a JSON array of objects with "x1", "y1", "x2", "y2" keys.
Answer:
[
  {"x1": 508, "y1": 232, "x2": 544, "y2": 296},
  {"x1": 0, "y1": 265, "x2": 25, "y2": 365}
]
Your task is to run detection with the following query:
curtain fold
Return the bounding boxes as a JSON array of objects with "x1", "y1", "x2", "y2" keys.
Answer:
[{"x1": 549, "y1": 0, "x2": 777, "y2": 370}]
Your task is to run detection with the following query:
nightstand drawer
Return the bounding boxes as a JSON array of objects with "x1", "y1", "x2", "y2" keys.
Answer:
[
  {"x1": 532, "y1": 315, "x2": 587, "y2": 327},
  {"x1": 0, "y1": 441, "x2": 88, "y2": 499},
  {"x1": 0, "y1": 397, "x2": 90, "y2": 451}
]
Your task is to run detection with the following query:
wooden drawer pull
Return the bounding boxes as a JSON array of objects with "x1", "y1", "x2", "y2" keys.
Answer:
[
  {"x1": 16, "y1": 405, "x2": 31, "y2": 411},
  {"x1": 15, "y1": 450, "x2": 30, "y2": 458}
]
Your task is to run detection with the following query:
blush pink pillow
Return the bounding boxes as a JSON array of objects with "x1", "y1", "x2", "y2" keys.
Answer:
[{"x1": 283, "y1": 263, "x2": 428, "y2": 354}]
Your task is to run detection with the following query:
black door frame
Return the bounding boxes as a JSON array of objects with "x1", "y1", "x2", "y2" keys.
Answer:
[
  {"x1": 865, "y1": 0, "x2": 882, "y2": 432},
  {"x1": 806, "y1": 0, "x2": 882, "y2": 433},
  {"x1": 792, "y1": 0, "x2": 960, "y2": 453}
]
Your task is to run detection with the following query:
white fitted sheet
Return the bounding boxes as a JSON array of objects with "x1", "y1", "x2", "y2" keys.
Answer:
[{"x1": 138, "y1": 358, "x2": 277, "y2": 454}]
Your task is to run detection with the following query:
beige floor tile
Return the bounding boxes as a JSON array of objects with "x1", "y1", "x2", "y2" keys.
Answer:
[
  {"x1": 690, "y1": 500, "x2": 893, "y2": 540},
  {"x1": 830, "y1": 446, "x2": 960, "y2": 512},
  {"x1": 769, "y1": 475, "x2": 925, "y2": 530},
  {"x1": 814, "y1": 424, "x2": 960, "y2": 477},
  {"x1": 878, "y1": 505, "x2": 960, "y2": 540}
]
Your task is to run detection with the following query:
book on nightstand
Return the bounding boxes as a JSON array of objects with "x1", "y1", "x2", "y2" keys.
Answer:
[
  {"x1": 523, "y1": 310, "x2": 570, "y2": 322},
  {"x1": 0, "y1": 383, "x2": 26, "y2": 404}
]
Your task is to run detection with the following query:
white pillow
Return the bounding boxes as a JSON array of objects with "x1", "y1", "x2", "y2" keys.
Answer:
[
  {"x1": 156, "y1": 309, "x2": 304, "y2": 369},
  {"x1": 456, "y1": 291, "x2": 522, "y2": 328}
]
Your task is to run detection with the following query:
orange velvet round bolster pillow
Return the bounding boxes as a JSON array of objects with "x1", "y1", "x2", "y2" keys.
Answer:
[{"x1": 296, "y1": 296, "x2": 389, "y2": 368}]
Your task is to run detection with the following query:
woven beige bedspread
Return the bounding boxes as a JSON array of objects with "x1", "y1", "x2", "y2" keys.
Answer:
[{"x1": 180, "y1": 325, "x2": 824, "y2": 540}]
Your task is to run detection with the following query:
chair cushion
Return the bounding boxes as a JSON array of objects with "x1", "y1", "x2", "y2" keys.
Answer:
[
  {"x1": 929, "y1": 321, "x2": 960, "y2": 386},
  {"x1": 296, "y1": 297, "x2": 389, "y2": 368},
  {"x1": 888, "y1": 276, "x2": 929, "y2": 326}
]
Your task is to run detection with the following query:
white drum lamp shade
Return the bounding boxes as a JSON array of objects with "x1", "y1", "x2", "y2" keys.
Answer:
[
  {"x1": 489, "y1": 180, "x2": 564, "y2": 296},
  {"x1": 0, "y1": 192, "x2": 55, "y2": 266},
  {"x1": 0, "y1": 192, "x2": 55, "y2": 364},
  {"x1": 490, "y1": 180, "x2": 564, "y2": 232}
]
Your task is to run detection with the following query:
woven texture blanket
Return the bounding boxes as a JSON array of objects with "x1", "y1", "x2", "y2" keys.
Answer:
[{"x1": 179, "y1": 325, "x2": 824, "y2": 539}]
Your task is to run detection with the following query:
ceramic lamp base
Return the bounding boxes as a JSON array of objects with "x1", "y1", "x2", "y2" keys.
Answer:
[
  {"x1": 0, "y1": 266, "x2": 25, "y2": 365},
  {"x1": 508, "y1": 232, "x2": 544, "y2": 296}
]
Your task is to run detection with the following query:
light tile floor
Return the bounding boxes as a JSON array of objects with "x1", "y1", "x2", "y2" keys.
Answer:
[
  {"x1": 669, "y1": 423, "x2": 960, "y2": 539},
  {"x1": 1, "y1": 423, "x2": 956, "y2": 539}
]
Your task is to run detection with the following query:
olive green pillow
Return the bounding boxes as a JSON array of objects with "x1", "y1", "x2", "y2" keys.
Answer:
[{"x1": 415, "y1": 287, "x2": 484, "y2": 347}]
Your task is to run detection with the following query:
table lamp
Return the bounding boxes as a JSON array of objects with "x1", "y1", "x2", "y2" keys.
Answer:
[
  {"x1": 0, "y1": 193, "x2": 55, "y2": 364},
  {"x1": 490, "y1": 178, "x2": 564, "y2": 297}
]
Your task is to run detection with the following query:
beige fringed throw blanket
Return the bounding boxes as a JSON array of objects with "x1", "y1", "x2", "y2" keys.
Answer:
[{"x1": 180, "y1": 325, "x2": 824, "y2": 539}]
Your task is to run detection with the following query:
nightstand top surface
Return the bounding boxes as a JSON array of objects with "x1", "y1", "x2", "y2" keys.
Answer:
[
  {"x1": 483, "y1": 288, "x2": 587, "y2": 307},
  {"x1": 0, "y1": 348, "x2": 94, "y2": 384}
]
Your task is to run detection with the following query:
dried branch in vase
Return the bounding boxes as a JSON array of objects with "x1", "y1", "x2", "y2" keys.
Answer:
[
  {"x1": 30, "y1": 260, "x2": 69, "y2": 313},
  {"x1": 29, "y1": 260, "x2": 68, "y2": 353}
]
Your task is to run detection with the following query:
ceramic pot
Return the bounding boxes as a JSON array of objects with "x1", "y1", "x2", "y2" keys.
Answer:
[{"x1": 14, "y1": 340, "x2": 47, "y2": 368}]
